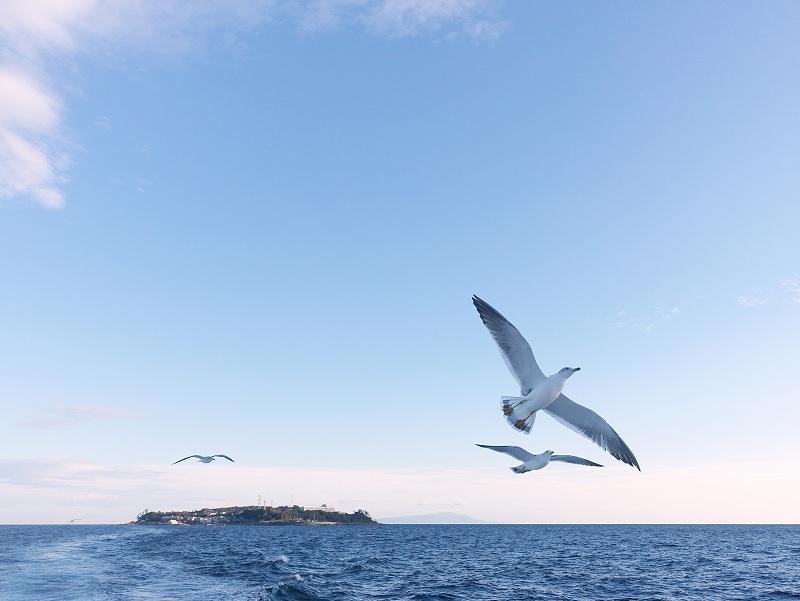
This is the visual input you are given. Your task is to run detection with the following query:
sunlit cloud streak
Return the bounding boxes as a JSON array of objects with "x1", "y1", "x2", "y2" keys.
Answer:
[
  {"x1": 17, "y1": 405, "x2": 138, "y2": 429},
  {"x1": 0, "y1": 459, "x2": 797, "y2": 525}
]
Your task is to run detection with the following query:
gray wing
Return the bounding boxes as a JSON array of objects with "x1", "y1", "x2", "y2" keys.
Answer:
[
  {"x1": 213, "y1": 455, "x2": 235, "y2": 462},
  {"x1": 476, "y1": 444, "x2": 535, "y2": 462},
  {"x1": 543, "y1": 394, "x2": 641, "y2": 470},
  {"x1": 172, "y1": 455, "x2": 202, "y2": 464},
  {"x1": 550, "y1": 455, "x2": 604, "y2": 467},
  {"x1": 472, "y1": 296, "x2": 545, "y2": 395}
]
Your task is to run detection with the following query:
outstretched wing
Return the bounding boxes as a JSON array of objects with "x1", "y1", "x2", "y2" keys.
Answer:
[
  {"x1": 172, "y1": 455, "x2": 202, "y2": 464},
  {"x1": 543, "y1": 395, "x2": 640, "y2": 470},
  {"x1": 472, "y1": 296, "x2": 545, "y2": 395},
  {"x1": 476, "y1": 444, "x2": 535, "y2": 462},
  {"x1": 213, "y1": 455, "x2": 235, "y2": 462},
  {"x1": 550, "y1": 455, "x2": 603, "y2": 467}
]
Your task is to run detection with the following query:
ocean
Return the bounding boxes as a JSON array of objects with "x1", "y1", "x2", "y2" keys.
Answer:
[{"x1": 1, "y1": 524, "x2": 798, "y2": 600}]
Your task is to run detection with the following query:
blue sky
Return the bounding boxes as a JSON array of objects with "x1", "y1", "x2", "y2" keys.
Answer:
[{"x1": 1, "y1": 1, "x2": 799, "y2": 524}]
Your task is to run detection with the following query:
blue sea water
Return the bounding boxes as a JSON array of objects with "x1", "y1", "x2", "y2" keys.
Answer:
[{"x1": 1, "y1": 524, "x2": 799, "y2": 600}]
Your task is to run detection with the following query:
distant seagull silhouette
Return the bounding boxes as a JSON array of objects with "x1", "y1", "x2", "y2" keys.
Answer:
[
  {"x1": 473, "y1": 295, "x2": 640, "y2": 470},
  {"x1": 477, "y1": 444, "x2": 603, "y2": 474},
  {"x1": 172, "y1": 454, "x2": 235, "y2": 465}
]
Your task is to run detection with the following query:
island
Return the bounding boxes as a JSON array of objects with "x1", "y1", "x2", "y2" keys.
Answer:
[{"x1": 133, "y1": 504, "x2": 377, "y2": 526}]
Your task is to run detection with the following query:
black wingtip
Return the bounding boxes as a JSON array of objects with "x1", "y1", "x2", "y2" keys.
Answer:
[
  {"x1": 471, "y1": 295, "x2": 508, "y2": 326},
  {"x1": 623, "y1": 446, "x2": 641, "y2": 472},
  {"x1": 620, "y1": 453, "x2": 641, "y2": 471}
]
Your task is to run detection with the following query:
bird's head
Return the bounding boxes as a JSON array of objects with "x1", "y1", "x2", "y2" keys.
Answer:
[
  {"x1": 559, "y1": 366, "x2": 580, "y2": 378},
  {"x1": 544, "y1": 450, "x2": 555, "y2": 457}
]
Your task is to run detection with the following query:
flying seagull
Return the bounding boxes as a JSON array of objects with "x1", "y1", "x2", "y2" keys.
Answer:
[
  {"x1": 172, "y1": 454, "x2": 235, "y2": 465},
  {"x1": 473, "y1": 295, "x2": 640, "y2": 470},
  {"x1": 477, "y1": 444, "x2": 603, "y2": 473}
]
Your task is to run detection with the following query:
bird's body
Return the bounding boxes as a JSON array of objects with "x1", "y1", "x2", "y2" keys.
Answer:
[
  {"x1": 501, "y1": 367, "x2": 579, "y2": 432},
  {"x1": 476, "y1": 444, "x2": 603, "y2": 474},
  {"x1": 172, "y1": 454, "x2": 234, "y2": 465},
  {"x1": 472, "y1": 295, "x2": 640, "y2": 470}
]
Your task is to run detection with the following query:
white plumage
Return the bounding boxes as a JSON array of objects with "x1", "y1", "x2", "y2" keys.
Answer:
[
  {"x1": 476, "y1": 444, "x2": 603, "y2": 473},
  {"x1": 473, "y1": 295, "x2": 640, "y2": 470}
]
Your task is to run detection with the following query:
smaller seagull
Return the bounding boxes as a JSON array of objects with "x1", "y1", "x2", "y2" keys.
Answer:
[
  {"x1": 477, "y1": 444, "x2": 603, "y2": 474},
  {"x1": 172, "y1": 454, "x2": 235, "y2": 465}
]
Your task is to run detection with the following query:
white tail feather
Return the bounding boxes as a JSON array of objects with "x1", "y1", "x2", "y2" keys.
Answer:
[
  {"x1": 500, "y1": 396, "x2": 522, "y2": 416},
  {"x1": 499, "y1": 397, "x2": 536, "y2": 433}
]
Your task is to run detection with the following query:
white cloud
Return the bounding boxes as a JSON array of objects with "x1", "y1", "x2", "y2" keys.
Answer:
[
  {"x1": 291, "y1": 0, "x2": 503, "y2": 38},
  {"x1": 0, "y1": 0, "x2": 503, "y2": 209},
  {"x1": 364, "y1": 0, "x2": 506, "y2": 39},
  {"x1": 779, "y1": 278, "x2": 800, "y2": 305},
  {"x1": 93, "y1": 116, "x2": 111, "y2": 130},
  {"x1": 738, "y1": 293, "x2": 770, "y2": 307},
  {"x1": 738, "y1": 278, "x2": 800, "y2": 307},
  {"x1": 461, "y1": 18, "x2": 508, "y2": 42},
  {"x1": 18, "y1": 405, "x2": 138, "y2": 429},
  {"x1": 1, "y1": 459, "x2": 798, "y2": 524},
  {"x1": 0, "y1": 67, "x2": 67, "y2": 208},
  {"x1": 607, "y1": 298, "x2": 687, "y2": 332},
  {"x1": 0, "y1": 0, "x2": 97, "y2": 55}
]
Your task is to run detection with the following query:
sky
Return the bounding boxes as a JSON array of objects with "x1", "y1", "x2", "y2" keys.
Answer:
[{"x1": 1, "y1": 0, "x2": 799, "y2": 524}]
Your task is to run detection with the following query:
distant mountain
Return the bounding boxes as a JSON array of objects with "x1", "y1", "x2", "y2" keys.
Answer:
[{"x1": 377, "y1": 512, "x2": 491, "y2": 524}]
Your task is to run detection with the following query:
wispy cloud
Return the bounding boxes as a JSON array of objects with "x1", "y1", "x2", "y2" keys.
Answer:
[
  {"x1": 381, "y1": 0, "x2": 507, "y2": 40},
  {"x1": 738, "y1": 277, "x2": 800, "y2": 307},
  {"x1": 136, "y1": 178, "x2": 152, "y2": 193},
  {"x1": 778, "y1": 278, "x2": 800, "y2": 304},
  {"x1": 0, "y1": 0, "x2": 504, "y2": 209},
  {"x1": 18, "y1": 404, "x2": 138, "y2": 429},
  {"x1": 92, "y1": 116, "x2": 111, "y2": 130},
  {"x1": 738, "y1": 291, "x2": 771, "y2": 307},
  {"x1": 0, "y1": 66, "x2": 68, "y2": 208},
  {"x1": 2, "y1": 459, "x2": 798, "y2": 525},
  {"x1": 607, "y1": 300, "x2": 685, "y2": 332},
  {"x1": 296, "y1": 0, "x2": 508, "y2": 39}
]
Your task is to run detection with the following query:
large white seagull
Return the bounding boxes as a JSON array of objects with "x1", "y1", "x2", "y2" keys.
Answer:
[{"x1": 473, "y1": 295, "x2": 640, "y2": 470}]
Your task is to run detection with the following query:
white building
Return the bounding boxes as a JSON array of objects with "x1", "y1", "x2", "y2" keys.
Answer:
[{"x1": 302, "y1": 504, "x2": 335, "y2": 512}]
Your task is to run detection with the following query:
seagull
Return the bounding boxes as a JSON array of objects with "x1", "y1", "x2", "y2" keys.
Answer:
[
  {"x1": 473, "y1": 295, "x2": 640, "y2": 470},
  {"x1": 477, "y1": 444, "x2": 603, "y2": 473},
  {"x1": 172, "y1": 454, "x2": 235, "y2": 465}
]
